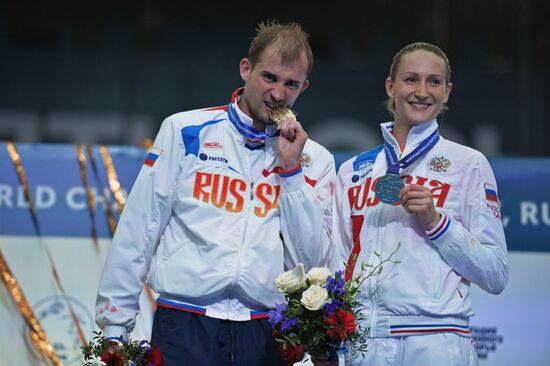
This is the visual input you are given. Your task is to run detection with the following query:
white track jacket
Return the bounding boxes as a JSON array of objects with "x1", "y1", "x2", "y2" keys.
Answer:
[
  {"x1": 96, "y1": 90, "x2": 335, "y2": 339},
  {"x1": 330, "y1": 120, "x2": 508, "y2": 338}
]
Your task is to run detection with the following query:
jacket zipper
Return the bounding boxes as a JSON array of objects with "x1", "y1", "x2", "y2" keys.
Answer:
[
  {"x1": 232, "y1": 181, "x2": 254, "y2": 287},
  {"x1": 368, "y1": 204, "x2": 385, "y2": 337}
]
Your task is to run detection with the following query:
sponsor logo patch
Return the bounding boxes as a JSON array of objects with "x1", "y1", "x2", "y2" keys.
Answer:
[
  {"x1": 199, "y1": 153, "x2": 228, "y2": 164},
  {"x1": 202, "y1": 141, "x2": 223, "y2": 149},
  {"x1": 354, "y1": 160, "x2": 373, "y2": 171}
]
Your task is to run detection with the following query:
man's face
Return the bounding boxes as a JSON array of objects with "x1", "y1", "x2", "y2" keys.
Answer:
[{"x1": 238, "y1": 45, "x2": 309, "y2": 130}]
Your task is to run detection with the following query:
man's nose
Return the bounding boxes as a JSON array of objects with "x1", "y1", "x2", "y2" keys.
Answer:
[{"x1": 270, "y1": 85, "x2": 285, "y2": 102}]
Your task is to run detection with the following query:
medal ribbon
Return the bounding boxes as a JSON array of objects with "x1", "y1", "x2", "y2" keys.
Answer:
[
  {"x1": 383, "y1": 128, "x2": 440, "y2": 174},
  {"x1": 227, "y1": 102, "x2": 278, "y2": 140},
  {"x1": 227, "y1": 87, "x2": 280, "y2": 140}
]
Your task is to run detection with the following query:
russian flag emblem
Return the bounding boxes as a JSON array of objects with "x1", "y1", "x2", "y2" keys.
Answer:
[
  {"x1": 144, "y1": 146, "x2": 163, "y2": 167},
  {"x1": 484, "y1": 183, "x2": 498, "y2": 203}
]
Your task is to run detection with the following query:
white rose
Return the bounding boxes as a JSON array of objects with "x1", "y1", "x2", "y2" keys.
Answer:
[
  {"x1": 300, "y1": 284, "x2": 329, "y2": 311},
  {"x1": 276, "y1": 263, "x2": 307, "y2": 293},
  {"x1": 307, "y1": 267, "x2": 331, "y2": 285},
  {"x1": 86, "y1": 356, "x2": 106, "y2": 366}
]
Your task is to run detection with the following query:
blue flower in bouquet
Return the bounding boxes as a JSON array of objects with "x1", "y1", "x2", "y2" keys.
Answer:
[
  {"x1": 268, "y1": 303, "x2": 287, "y2": 327},
  {"x1": 325, "y1": 270, "x2": 345, "y2": 296},
  {"x1": 138, "y1": 340, "x2": 150, "y2": 350},
  {"x1": 323, "y1": 298, "x2": 343, "y2": 317},
  {"x1": 281, "y1": 317, "x2": 299, "y2": 331}
]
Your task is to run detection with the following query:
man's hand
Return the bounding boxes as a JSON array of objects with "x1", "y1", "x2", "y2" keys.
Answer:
[
  {"x1": 277, "y1": 117, "x2": 308, "y2": 170},
  {"x1": 399, "y1": 184, "x2": 441, "y2": 230}
]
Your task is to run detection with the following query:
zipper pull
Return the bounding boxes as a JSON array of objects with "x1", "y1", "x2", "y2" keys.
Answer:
[{"x1": 250, "y1": 182, "x2": 254, "y2": 200}]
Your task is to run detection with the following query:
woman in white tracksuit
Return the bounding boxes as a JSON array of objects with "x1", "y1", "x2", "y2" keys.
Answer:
[{"x1": 328, "y1": 43, "x2": 508, "y2": 366}]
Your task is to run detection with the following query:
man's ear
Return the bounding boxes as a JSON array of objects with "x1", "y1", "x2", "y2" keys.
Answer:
[
  {"x1": 240, "y1": 58, "x2": 252, "y2": 82},
  {"x1": 299, "y1": 79, "x2": 309, "y2": 94}
]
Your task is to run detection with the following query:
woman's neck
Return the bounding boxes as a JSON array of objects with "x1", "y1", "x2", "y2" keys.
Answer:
[{"x1": 392, "y1": 121, "x2": 411, "y2": 150}]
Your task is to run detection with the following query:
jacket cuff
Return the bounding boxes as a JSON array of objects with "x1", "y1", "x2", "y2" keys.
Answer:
[
  {"x1": 426, "y1": 212, "x2": 452, "y2": 245},
  {"x1": 279, "y1": 164, "x2": 305, "y2": 192},
  {"x1": 278, "y1": 164, "x2": 302, "y2": 177},
  {"x1": 103, "y1": 325, "x2": 129, "y2": 341}
]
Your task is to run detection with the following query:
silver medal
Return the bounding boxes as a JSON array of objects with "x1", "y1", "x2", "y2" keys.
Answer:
[{"x1": 374, "y1": 173, "x2": 404, "y2": 204}]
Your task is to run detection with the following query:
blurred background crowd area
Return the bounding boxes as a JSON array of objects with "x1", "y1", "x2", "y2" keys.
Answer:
[{"x1": 0, "y1": 0, "x2": 548, "y2": 156}]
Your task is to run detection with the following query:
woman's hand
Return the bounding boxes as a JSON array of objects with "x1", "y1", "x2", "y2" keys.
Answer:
[{"x1": 399, "y1": 184, "x2": 441, "y2": 230}]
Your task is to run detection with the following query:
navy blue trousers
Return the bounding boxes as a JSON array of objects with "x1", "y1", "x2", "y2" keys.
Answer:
[{"x1": 151, "y1": 306, "x2": 284, "y2": 366}]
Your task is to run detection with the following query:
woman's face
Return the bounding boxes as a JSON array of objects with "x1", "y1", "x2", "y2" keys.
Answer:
[{"x1": 386, "y1": 49, "x2": 452, "y2": 128}]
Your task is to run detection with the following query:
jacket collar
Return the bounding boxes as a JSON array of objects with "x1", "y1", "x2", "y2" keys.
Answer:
[
  {"x1": 229, "y1": 88, "x2": 279, "y2": 140},
  {"x1": 380, "y1": 119, "x2": 439, "y2": 159}
]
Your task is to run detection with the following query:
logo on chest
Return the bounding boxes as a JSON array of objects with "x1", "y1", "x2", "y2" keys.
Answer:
[
  {"x1": 429, "y1": 156, "x2": 451, "y2": 173},
  {"x1": 199, "y1": 152, "x2": 228, "y2": 164}
]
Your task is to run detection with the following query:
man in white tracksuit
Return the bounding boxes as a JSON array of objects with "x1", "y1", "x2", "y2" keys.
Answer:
[
  {"x1": 96, "y1": 21, "x2": 335, "y2": 366},
  {"x1": 329, "y1": 43, "x2": 508, "y2": 366}
]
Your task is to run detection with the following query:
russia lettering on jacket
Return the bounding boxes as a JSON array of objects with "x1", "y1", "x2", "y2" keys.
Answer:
[
  {"x1": 348, "y1": 175, "x2": 451, "y2": 211},
  {"x1": 193, "y1": 171, "x2": 280, "y2": 217}
]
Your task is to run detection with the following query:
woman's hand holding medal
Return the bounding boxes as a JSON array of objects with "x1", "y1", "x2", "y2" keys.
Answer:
[{"x1": 399, "y1": 184, "x2": 441, "y2": 230}]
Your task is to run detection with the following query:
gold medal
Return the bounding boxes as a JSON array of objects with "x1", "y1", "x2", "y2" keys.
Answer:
[{"x1": 269, "y1": 106, "x2": 296, "y2": 125}]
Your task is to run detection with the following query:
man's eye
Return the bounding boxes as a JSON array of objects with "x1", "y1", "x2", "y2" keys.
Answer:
[
  {"x1": 286, "y1": 82, "x2": 299, "y2": 90},
  {"x1": 264, "y1": 74, "x2": 276, "y2": 82}
]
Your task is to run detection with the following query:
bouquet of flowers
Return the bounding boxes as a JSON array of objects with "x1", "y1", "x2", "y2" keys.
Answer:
[
  {"x1": 269, "y1": 244, "x2": 400, "y2": 365},
  {"x1": 81, "y1": 331, "x2": 163, "y2": 366}
]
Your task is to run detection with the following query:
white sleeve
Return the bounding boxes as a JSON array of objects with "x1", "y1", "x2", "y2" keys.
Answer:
[
  {"x1": 328, "y1": 162, "x2": 355, "y2": 274},
  {"x1": 427, "y1": 153, "x2": 509, "y2": 294},
  {"x1": 96, "y1": 117, "x2": 182, "y2": 339},
  {"x1": 278, "y1": 146, "x2": 336, "y2": 271}
]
